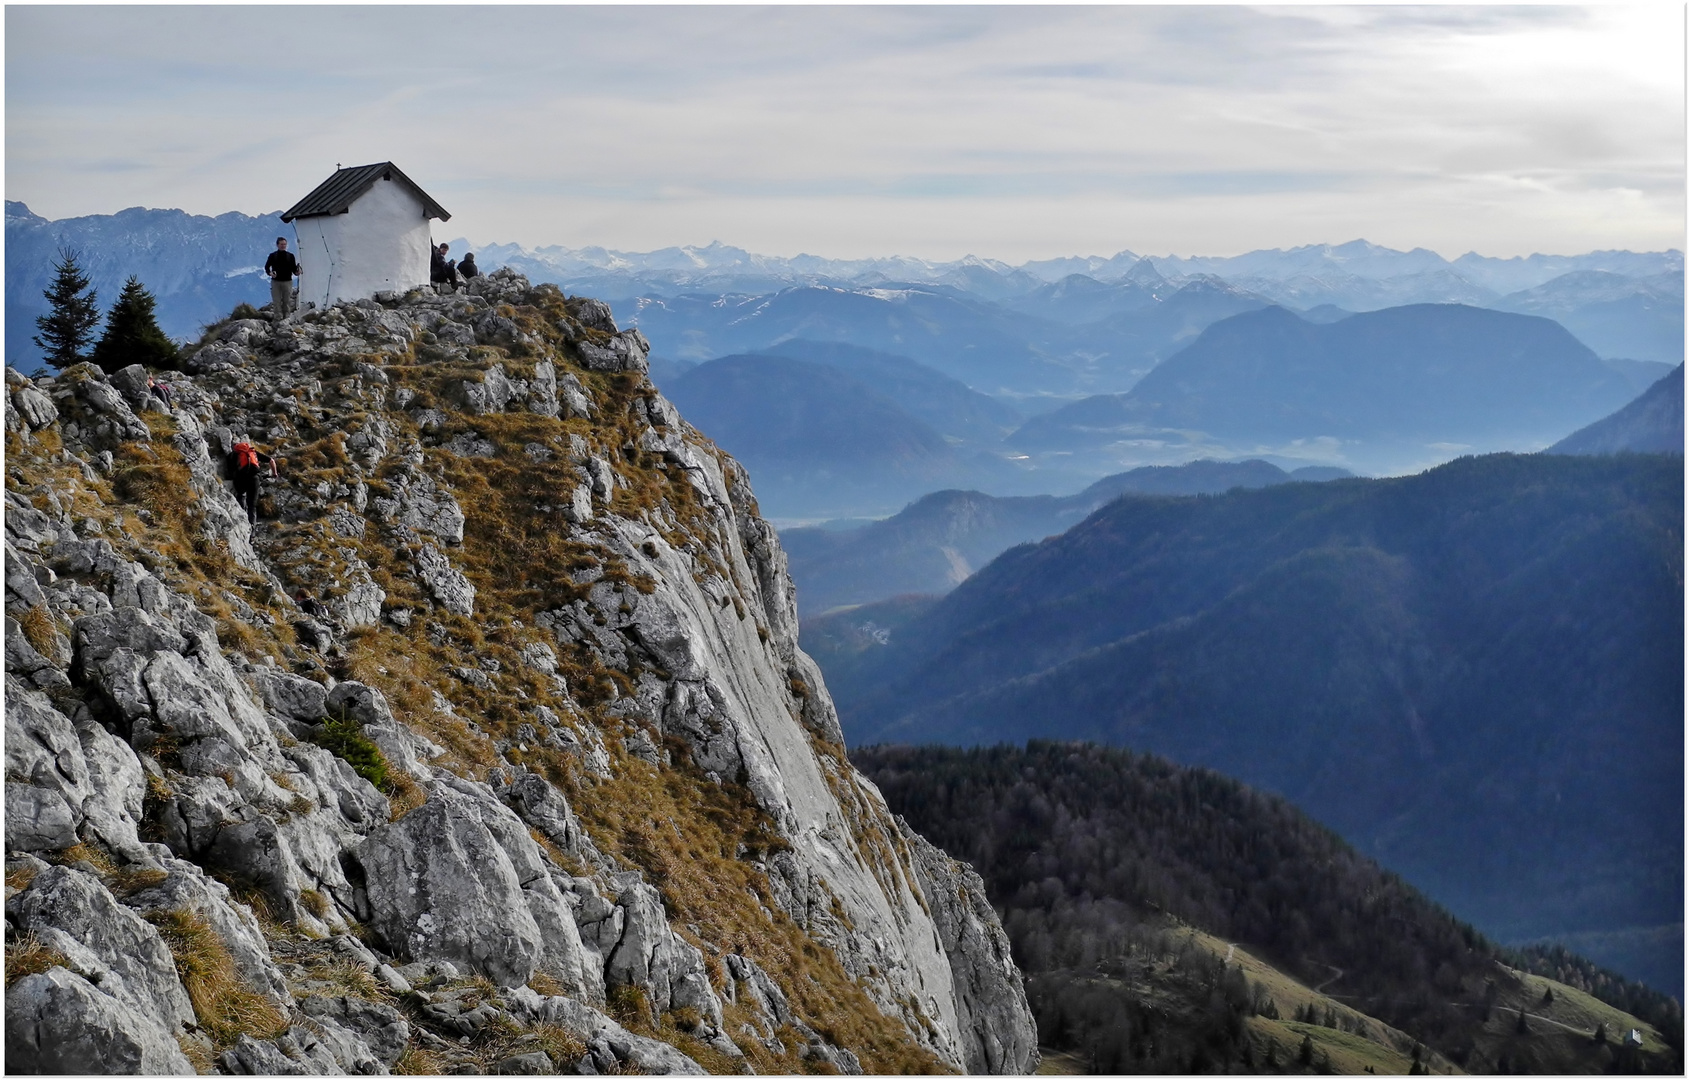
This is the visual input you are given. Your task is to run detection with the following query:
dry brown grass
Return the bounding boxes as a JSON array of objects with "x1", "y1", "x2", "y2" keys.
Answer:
[
  {"x1": 298, "y1": 889, "x2": 330, "y2": 920},
  {"x1": 113, "y1": 444, "x2": 195, "y2": 522},
  {"x1": 304, "y1": 955, "x2": 387, "y2": 1002},
  {"x1": 146, "y1": 908, "x2": 290, "y2": 1047},
  {"x1": 393, "y1": 1044, "x2": 448, "y2": 1075},
  {"x1": 177, "y1": 1032, "x2": 217, "y2": 1075},
  {"x1": 55, "y1": 842, "x2": 119, "y2": 876},
  {"x1": 532, "y1": 1022, "x2": 589, "y2": 1069},
  {"x1": 16, "y1": 604, "x2": 60, "y2": 658},
  {"x1": 5, "y1": 864, "x2": 40, "y2": 892},
  {"x1": 4, "y1": 933, "x2": 70, "y2": 988}
]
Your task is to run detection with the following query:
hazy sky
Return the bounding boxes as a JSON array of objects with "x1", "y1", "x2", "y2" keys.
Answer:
[{"x1": 7, "y1": 5, "x2": 1684, "y2": 261}]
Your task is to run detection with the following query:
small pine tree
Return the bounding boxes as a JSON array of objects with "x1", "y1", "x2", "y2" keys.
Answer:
[
  {"x1": 91, "y1": 276, "x2": 180, "y2": 374},
  {"x1": 33, "y1": 246, "x2": 100, "y2": 369},
  {"x1": 1541, "y1": 985, "x2": 1554, "y2": 1006},
  {"x1": 1298, "y1": 1033, "x2": 1314, "y2": 1066},
  {"x1": 1265, "y1": 1043, "x2": 1279, "y2": 1070},
  {"x1": 1515, "y1": 1009, "x2": 1529, "y2": 1035},
  {"x1": 1593, "y1": 1022, "x2": 1608, "y2": 1045}
]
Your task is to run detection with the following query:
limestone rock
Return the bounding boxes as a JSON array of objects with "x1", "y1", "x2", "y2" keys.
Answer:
[
  {"x1": 325, "y1": 680, "x2": 440, "y2": 782},
  {"x1": 247, "y1": 667, "x2": 329, "y2": 721},
  {"x1": 603, "y1": 874, "x2": 723, "y2": 1027},
  {"x1": 5, "y1": 782, "x2": 80, "y2": 851},
  {"x1": 120, "y1": 853, "x2": 292, "y2": 1009},
  {"x1": 490, "y1": 768, "x2": 596, "y2": 862},
  {"x1": 449, "y1": 363, "x2": 516, "y2": 414},
  {"x1": 11, "y1": 383, "x2": 59, "y2": 429},
  {"x1": 414, "y1": 542, "x2": 476, "y2": 615},
  {"x1": 6, "y1": 967, "x2": 196, "y2": 1075},
  {"x1": 7, "y1": 865, "x2": 197, "y2": 1038},
  {"x1": 504, "y1": 990, "x2": 707, "y2": 1075},
  {"x1": 108, "y1": 363, "x2": 154, "y2": 411},
  {"x1": 575, "y1": 329, "x2": 650, "y2": 375},
  {"x1": 217, "y1": 1026, "x2": 343, "y2": 1075},
  {"x1": 298, "y1": 994, "x2": 411, "y2": 1067},
  {"x1": 527, "y1": 359, "x2": 560, "y2": 418},
  {"x1": 559, "y1": 372, "x2": 595, "y2": 419},
  {"x1": 902, "y1": 825, "x2": 1041, "y2": 1075},
  {"x1": 354, "y1": 781, "x2": 594, "y2": 992}
]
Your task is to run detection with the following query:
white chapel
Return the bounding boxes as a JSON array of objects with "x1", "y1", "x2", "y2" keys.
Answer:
[{"x1": 281, "y1": 162, "x2": 450, "y2": 310}]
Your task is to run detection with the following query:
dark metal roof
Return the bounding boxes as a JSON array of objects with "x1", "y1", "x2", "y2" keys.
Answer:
[{"x1": 280, "y1": 162, "x2": 450, "y2": 223}]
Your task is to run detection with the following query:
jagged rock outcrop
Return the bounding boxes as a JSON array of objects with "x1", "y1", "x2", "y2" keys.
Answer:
[
  {"x1": 902, "y1": 825, "x2": 1042, "y2": 1075},
  {"x1": 4, "y1": 268, "x2": 1037, "y2": 1074}
]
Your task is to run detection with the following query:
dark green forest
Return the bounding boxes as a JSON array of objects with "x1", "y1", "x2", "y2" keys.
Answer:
[{"x1": 855, "y1": 741, "x2": 1683, "y2": 1074}]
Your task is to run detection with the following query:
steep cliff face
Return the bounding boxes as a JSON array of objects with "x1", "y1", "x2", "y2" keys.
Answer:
[{"x1": 3, "y1": 269, "x2": 1038, "y2": 1075}]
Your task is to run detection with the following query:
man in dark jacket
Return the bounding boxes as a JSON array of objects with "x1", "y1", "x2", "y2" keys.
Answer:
[
  {"x1": 431, "y1": 243, "x2": 458, "y2": 291},
  {"x1": 458, "y1": 252, "x2": 480, "y2": 280},
  {"x1": 264, "y1": 238, "x2": 300, "y2": 320},
  {"x1": 227, "y1": 439, "x2": 276, "y2": 526}
]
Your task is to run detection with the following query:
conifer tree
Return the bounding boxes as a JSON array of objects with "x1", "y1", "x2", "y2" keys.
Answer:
[
  {"x1": 33, "y1": 247, "x2": 100, "y2": 369},
  {"x1": 91, "y1": 276, "x2": 180, "y2": 374}
]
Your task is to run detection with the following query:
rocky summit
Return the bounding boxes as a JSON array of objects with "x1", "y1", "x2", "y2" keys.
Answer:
[{"x1": 3, "y1": 268, "x2": 1038, "y2": 1075}]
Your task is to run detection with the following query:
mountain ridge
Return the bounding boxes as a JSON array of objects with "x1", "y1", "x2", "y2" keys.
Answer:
[{"x1": 2, "y1": 268, "x2": 1039, "y2": 1074}]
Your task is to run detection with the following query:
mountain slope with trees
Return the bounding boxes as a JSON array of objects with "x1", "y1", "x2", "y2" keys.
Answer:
[
  {"x1": 1548, "y1": 363, "x2": 1683, "y2": 456},
  {"x1": 822, "y1": 453, "x2": 1683, "y2": 983},
  {"x1": 855, "y1": 742, "x2": 1682, "y2": 1074}
]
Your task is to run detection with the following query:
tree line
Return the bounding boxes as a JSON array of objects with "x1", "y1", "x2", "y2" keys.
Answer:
[{"x1": 32, "y1": 246, "x2": 179, "y2": 372}]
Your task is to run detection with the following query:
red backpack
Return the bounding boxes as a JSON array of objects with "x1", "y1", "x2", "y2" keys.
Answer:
[{"x1": 233, "y1": 442, "x2": 259, "y2": 471}]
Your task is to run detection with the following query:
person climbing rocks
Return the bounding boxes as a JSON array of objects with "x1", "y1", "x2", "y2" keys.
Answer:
[
  {"x1": 147, "y1": 373, "x2": 174, "y2": 410},
  {"x1": 431, "y1": 242, "x2": 458, "y2": 291},
  {"x1": 227, "y1": 439, "x2": 276, "y2": 526},
  {"x1": 458, "y1": 251, "x2": 479, "y2": 280},
  {"x1": 264, "y1": 237, "x2": 301, "y2": 321},
  {"x1": 294, "y1": 591, "x2": 331, "y2": 621}
]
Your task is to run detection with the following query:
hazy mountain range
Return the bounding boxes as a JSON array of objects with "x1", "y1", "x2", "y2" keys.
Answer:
[
  {"x1": 10, "y1": 201, "x2": 1681, "y2": 376},
  {"x1": 1011, "y1": 303, "x2": 1640, "y2": 476},
  {"x1": 807, "y1": 452, "x2": 1684, "y2": 985},
  {"x1": 783, "y1": 458, "x2": 1351, "y2": 615},
  {"x1": 7, "y1": 200, "x2": 1681, "y2": 512}
]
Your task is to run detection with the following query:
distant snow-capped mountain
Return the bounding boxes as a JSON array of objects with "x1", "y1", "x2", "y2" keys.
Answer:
[{"x1": 7, "y1": 200, "x2": 1681, "y2": 377}]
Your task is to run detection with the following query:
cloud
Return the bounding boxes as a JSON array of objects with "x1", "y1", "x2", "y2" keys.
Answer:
[{"x1": 6, "y1": 5, "x2": 1682, "y2": 260}]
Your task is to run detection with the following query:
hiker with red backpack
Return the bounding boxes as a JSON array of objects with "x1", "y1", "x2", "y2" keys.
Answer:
[{"x1": 227, "y1": 439, "x2": 277, "y2": 526}]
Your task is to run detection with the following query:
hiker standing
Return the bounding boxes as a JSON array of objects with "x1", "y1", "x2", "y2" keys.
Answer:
[
  {"x1": 264, "y1": 237, "x2": 300, "y2": 321},
  {"x1": 227, "y1": 439, "x2": 276, "y2": 526}
]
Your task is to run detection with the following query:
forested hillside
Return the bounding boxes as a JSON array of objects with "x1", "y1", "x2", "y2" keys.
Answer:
[
  {"x1": 821, "y1": 453, "x2": 1683, "y2": 982},
  {"x1": 856, "y1": 742, "x2": 1683, "y2": 1075}
]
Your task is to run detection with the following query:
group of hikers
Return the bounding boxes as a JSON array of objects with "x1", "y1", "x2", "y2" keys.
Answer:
[
  {"x1": 260, "y1": 236, "x2": 482, "y2": 320},
  {"x1": 432, "y1": 242, "x2": 479, "y2": 289}
]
